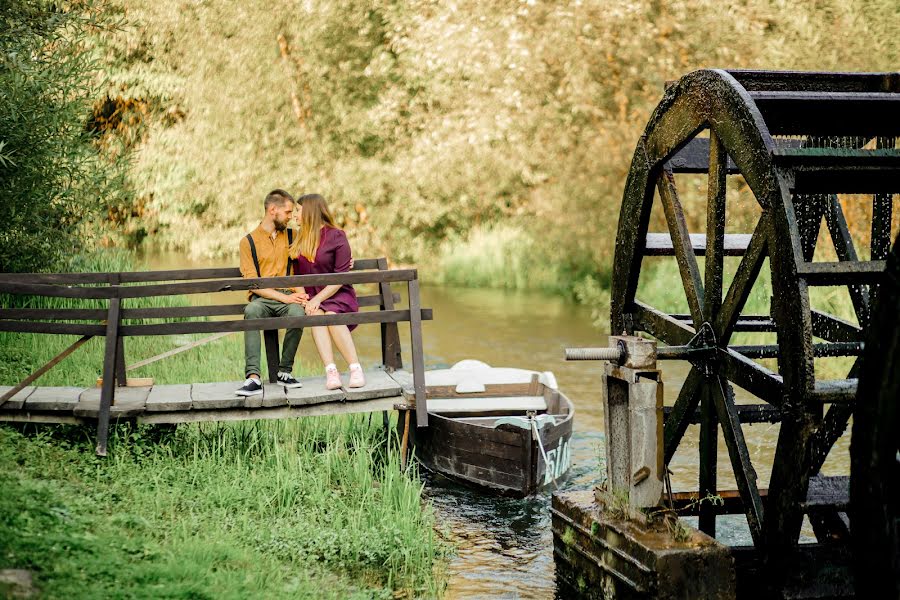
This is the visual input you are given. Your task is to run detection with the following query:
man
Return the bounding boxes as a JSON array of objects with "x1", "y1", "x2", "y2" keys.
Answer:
[{"x1": 235, "y1": 189, "x2": 308, "y2": 396}]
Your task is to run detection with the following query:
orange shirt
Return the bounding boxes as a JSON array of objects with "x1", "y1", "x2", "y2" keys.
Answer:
[{"x1": 239, "y1": 225, "x2": 293, "y2": 298}]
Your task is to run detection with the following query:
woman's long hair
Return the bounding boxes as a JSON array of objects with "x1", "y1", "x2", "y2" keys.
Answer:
[{"x1": 291, "y1": 193, "x2": 337, "y2": 262}]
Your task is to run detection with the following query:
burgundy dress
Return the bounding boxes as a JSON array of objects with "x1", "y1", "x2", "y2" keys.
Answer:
[{"x1": 293, "y1": 227, "x2": 359, "y2": 331}]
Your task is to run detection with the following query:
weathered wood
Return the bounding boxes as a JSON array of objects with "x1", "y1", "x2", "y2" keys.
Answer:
[
  {"x1": 0, "y1": 308, "x2": 106, "y2": 321},
  {"x1": 96, "y1": 298, "x2": 121, "y2": 456},
  {"x1": 0, "y1": 386, "x2": 35, "y2": 410},
  {"x1": 0, "y1": 321, "x2": 105, "y2": 335},
  {"x1": 824, "y1": 194, "x2": 871, "y2": 325},
  {"x1": 261, "y1": 383, "x2": 287, "y2": 408},
  {"x1": 115, "y1": 269, "x2": 419, "y2": 299},
  {"x1": 798, "y1": 260, "x2": 886, "y2": 285},
  {"x1": 118, "y1": 308, "x2": 433, "y2": 337},
  {"x1": 711, "y1": 376, "x2": 764, "y2": 546},
  {"x1": 664, "y1": 402, "x2": 782, "y2": 425},
  {"x1": 749, "y1": 90, "x2": 900, "y2": 136},
  {"x1": 377, "y1": 258, "x2": 403, "y2": 370},
  {"x1": 145, "y1": 384, "x2": 192, "y2": 411},
  {"x1": 803, "y1": 475, "x2": 850, "y2": 511},
  {"x1": 0, "y1": 335, "x2": 93, "y2": 407},
  {"x1": 663, "y1": 368, "x2": 704, "y2": 464},
  {"x1": 285, "y1": 377, "x2": 345, "y2": 406},
  {"x1": 75, "y1": 386, "x2": 149, "y2": 418},
  {"x1": 408, "y1": 279, "x2": 428, "y2": 427},
  {"x1": 127, "y1": 332, "x2": 234, "y2": 372},
  {"x1": 713, "y1": 221, "x2": 768, "y2": 345},
  {"x1": 342, "y1": 369, "x2": 401, "y2": 402},
  {"x1": 191, "y1": 382, "x2": 248, "y2": 410},
  {"x1": 24, "y1": 386, "x2": 84, "y2": 411},
  {"x1": 657, "y1": 169, "x2": 705, "y2": 324},
  {"x1": 631, "y1": 301, "x2": 695, "y2": 346},
  {"x1": 138, "y1": 396, "x2": 398, "y2": 424},
  {"x1": 810, "y1": 309, "x2": 862, "y2": 343},
  {"x1": 263, "y1": 329, "x2": 280, "y2": 384},
  {"x1": 717, "y1": 348, "x2": 784, "y2": 406}
]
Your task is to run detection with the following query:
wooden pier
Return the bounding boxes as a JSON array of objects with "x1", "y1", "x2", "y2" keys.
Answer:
[
  {"x1": 0, "y1": 258, "x2": 431, "y2": 455},
  {"x1": 0, "y1": 369, "x2": 414, "y2": 425}
]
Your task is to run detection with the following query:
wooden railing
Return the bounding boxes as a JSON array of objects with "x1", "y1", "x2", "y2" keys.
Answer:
[{"x1": 0, "y1": 258, "x2": 431, "y2": 455}]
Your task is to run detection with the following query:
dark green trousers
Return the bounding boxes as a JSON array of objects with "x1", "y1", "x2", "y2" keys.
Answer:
[{"x1": 244, "y1": 298, "x2": 304, "y2": 378}]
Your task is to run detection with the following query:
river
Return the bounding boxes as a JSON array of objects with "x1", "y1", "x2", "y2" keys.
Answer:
[{"x1": 142, "y1": 252, "x2": 850, "y2": 599}]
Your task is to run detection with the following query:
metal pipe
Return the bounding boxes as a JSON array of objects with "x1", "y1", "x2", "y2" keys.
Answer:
[{"x1": 564, "y1": 347, "x2": 625, "y2": 362}]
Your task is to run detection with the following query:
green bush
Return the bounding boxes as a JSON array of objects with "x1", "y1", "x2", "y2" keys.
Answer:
[{"x1": 0, "y1": 0, "x2": 127, "y2": 272}]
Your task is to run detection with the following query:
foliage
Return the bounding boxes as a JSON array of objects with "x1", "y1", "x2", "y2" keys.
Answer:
[
  {"x1": 0, "y1": 416, "x2": 446, "y2": 598},
  {"x1": 92, "y1": 0, "x2": 900, "y2": 299},
  {"x1": 0, "y1": 0, "x2": 129, "y2": 272}
]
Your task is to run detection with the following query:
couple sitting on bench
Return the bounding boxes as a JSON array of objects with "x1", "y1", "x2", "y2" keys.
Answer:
[{"x1": 235, "y1": 190, "x2": 365, "y2": 397}]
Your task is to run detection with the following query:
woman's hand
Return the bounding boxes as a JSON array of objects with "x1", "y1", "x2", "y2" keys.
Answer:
[{"x1": 304, "y1": 297, "x2": 322, "y2": 315}]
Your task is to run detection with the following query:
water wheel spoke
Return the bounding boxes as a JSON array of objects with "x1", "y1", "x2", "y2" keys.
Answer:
[
  {"x1": 824, "y1": 194, "x2": 871, "y2": 324},
  {"x1": 657, "y1": 169, "x2": 705, "y2": 324},
  {"x1": 717, "y1": 347, "x2": 784, "y2": 406},
  {"x1": 663, "y1": 367, "x2": 705, "y2": 464},
  {"x1": 710, "y1": 376, "x2": 765, "y2": 546},
  {"x1": 632, "y1": 300, "x2": 694, "y2": 346},
  {"x1": 714, "y1": 220, "x2": 769, "y2": 345}
]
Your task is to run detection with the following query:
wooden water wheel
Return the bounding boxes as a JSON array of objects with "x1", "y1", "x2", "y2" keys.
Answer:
[{"x1": 609, "y1": 69, "x2": 900, "y2": 574}]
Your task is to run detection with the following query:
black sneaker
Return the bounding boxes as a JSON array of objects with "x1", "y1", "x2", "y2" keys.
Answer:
[
  {"x1": 236, "y1": 377, "x2": 263, "y2": 396},
  {"x1": 277, "y1": 371, "x2": 303, "y2": 389}
]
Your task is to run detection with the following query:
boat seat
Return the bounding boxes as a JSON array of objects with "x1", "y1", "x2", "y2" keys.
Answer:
[{"x1": 427, "y1": 395, "x2": 548, "y2": 414}]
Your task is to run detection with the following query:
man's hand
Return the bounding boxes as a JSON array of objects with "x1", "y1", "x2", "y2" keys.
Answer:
[{"x1": 282, "y1": 291, "x2": 309, "y2": 304}]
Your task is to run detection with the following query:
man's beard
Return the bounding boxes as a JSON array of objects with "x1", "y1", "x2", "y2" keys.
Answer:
[{"x1": 274, "y1": 218, "x2": 288, "y2": 232}]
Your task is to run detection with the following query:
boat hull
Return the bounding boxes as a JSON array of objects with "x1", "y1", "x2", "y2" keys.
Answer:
[{"x1": 415, "y1": 393, "x2": 575, "y2": 498}]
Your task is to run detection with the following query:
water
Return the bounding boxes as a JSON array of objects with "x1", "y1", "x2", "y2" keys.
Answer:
[{"x1": 141, "y1": 252, "x2": 850, "y2": 599}]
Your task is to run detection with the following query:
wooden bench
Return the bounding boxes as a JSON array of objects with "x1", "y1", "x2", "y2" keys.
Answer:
[{"x1": 0, "y1": 258, "x2": 431, "y2": 455}]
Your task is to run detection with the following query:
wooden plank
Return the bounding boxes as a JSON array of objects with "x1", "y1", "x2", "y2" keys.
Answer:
[
  {"x1": 138, "y1": 396, "x2": 397, "y2": 424},
  {"x1": 145, "y1": 384, "x2": 192, "y2": 412},
  {"x1": 378, "y1": 257, "x2": 403, "y2": 370},
  {"x1": 342, "y1": 369, "x2": 401, "y2": 402},
  {"x1": 0, "y1": 321, "x2": 105, "y2": 335},
  {"x1": 427, "y1": 396, "x2": 548, "y2": 414},
  {"x1": 285, "y1": 377, "x2": 345, "y2": 406},
  {"x1": 424, "y1": 430, "x2": 528, "y2": 461},
  {"x1": 803, "y1": 475, "x2": 850, "y2": 511},
  {"x1": 75, "y1": 386, "x2": 149, "y2": 418},
  {"x1": 714, "y1": 221, "x2": 769, "y2": 345},
  {"x1": 0, "y1": 386, "x2": 35, "y2": 410},
  {"x1": 717, "y1": 348, "x2": 784, "y2": 405},
  {"x1": 191, "y1": 382, "x2": 248, "y2": 410},
  {"x1": 262, "y1": 383, "x2": 287, "y2": 408},
  {"x1": 798, "y1": 260, "x2": 886, "y2": 285},
  {"x1": 0, "y1": 308, "x2": 106, "y2": 321},
  {"x1": 24, "y1": 387, "x2": 85, "y2": 411},
  {"x1": 115, "y1": 269, "x2": 419, "y2": 299},
  {"x1": 119, "y1": 308, "x2": 434, "y2": 337}
]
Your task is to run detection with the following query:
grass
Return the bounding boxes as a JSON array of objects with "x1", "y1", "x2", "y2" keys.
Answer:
[
  {"x1": 1, "y1": 418, "x2": 445, "y2": 598},
  {"x1": 0, "y1": 252, "x2": 448, "y2": 598}
]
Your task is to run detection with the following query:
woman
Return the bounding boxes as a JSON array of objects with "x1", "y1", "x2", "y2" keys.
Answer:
[{"x1": 290, "y1": 193, "x2": 365, "y2": 390}]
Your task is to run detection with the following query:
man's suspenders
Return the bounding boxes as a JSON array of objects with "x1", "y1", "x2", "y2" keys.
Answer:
[{"x1": 245, "y1": 229, "x2": 293, "y2": 279}]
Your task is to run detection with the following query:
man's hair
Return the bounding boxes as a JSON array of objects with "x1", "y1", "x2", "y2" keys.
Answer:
[{"x1": 264, "y1": 189, "x2": 295, "y2": 210}]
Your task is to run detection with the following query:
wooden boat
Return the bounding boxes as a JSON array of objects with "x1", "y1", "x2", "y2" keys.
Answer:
[{"x1": 409, "y1": 360, "x2": 575, "y2": 497}]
